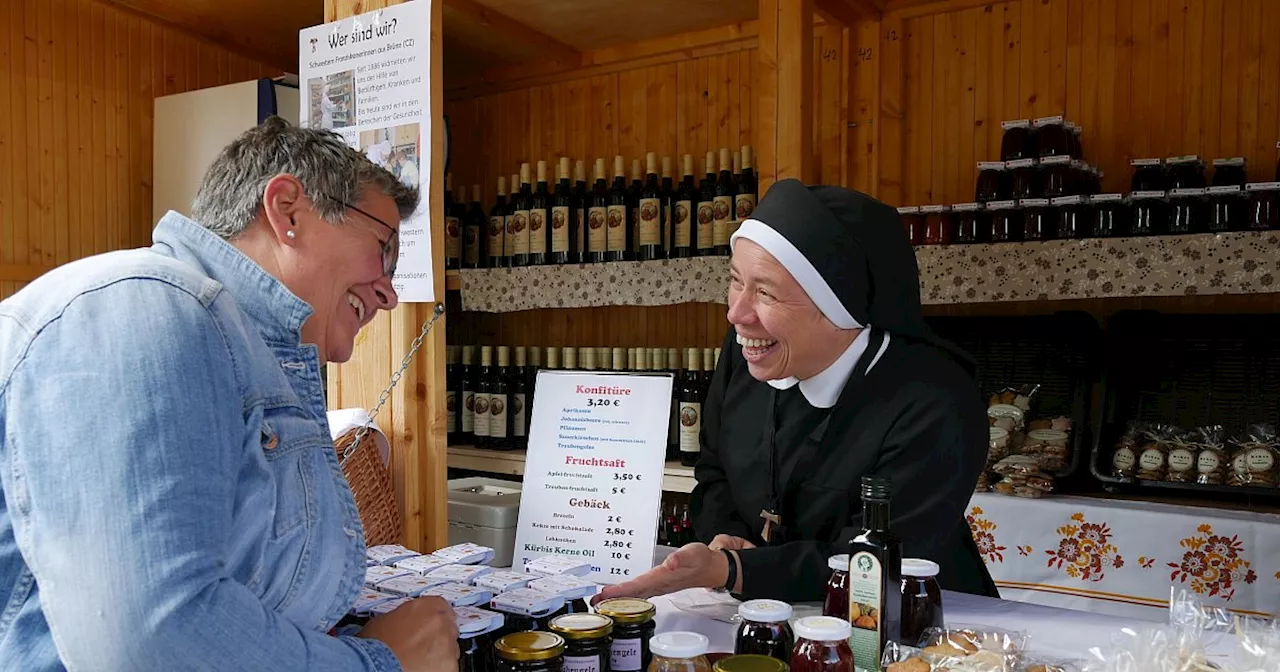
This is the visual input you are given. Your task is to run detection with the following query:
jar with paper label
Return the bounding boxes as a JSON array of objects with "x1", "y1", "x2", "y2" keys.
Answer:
[
  {"x1": 975, "y1": 162, "x2": 1010, "y2": 202},
  {"x1": 920, "y1": 205, "x2": 953, "y2": 245},
  {"x1": 1129, "y1": 191, "x2": 1167, "y2": 236},
  {"x1": 1008, "y1": 159, "x2": 1042, "y2": 200},
  {"x1": 1021, "y1": 199, "x2": 1053, "y2": 241},
  {"x1": 987, "y1": 201, "x2": 1020, "y2": 243},
  {"x1": 1136, "y1": 425, "x2": 1172, "y2": 481},
  {"x1": 596, "y1": 598, "x2": 656, "y2": 672},
  {"x1": 1040, "y1": 155, "x2": 1074, "y2": 198},
  {"x1": 735, "y1": 600, "x2": 794, "y2": 661},
  {"x1": 648, "y1": 632, "x2": 711, "y2": 672},
  {"x1": 1130, "y1": 159, "x2": 1168, "y2": 192},
  {"x1": 496, "y1": 632, "x2": 566, "y2": 672},
  {"x1": 1024, "y1": 429, "x2": 1070, "y2": 474},
  {"x1": 1212, "y1": 157, "x2": 1248, "y2": 188},
  {"x1": 1053, "y1": 195, "x2": 1089, "y2": 239},
  {"x1": 1168, "y1": 188, "x2": 1205, "y2": 235},
  {"x1": 1000, "y1": 120, "x2": 1034, "y2": 161},
  {"x1": 1208, "y1": 185, "x2": 1246, "y2": 232},
  {"x1": 1167, "y1": 156, "x2": 1207, "y2": 190},
  {"x1": 1246, "y1": 182, "x2": 1280, "y2": 231},
  {"x1": 550, "y1": 614, "x2": 613, "y2": 672},
  {"x1": 1164, "y1": 431, "x2": 1198, "y2": 483},
  {"x1": 1194, "y1": 426, "x2": 1229, "y2": 486},
  {"x1": 1091, "y1": 194, "x2": 1126, "y2": 237},
  {"x1": 1034, "y1": 116, "x2": 1070, "y2": 158},
  {"x1": 952, "y1": 203, "x2": 984, "y2": 244},
  {"x1": 823, "y1": 555, "x2": 849, "y2": 618},
  {"x1": 897, "y1": 207, "x2": 924, "y2": 246}
]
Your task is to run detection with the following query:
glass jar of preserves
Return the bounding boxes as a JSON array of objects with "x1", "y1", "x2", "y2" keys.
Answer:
[
  {"x1": 1129, "y1": 192, "x2": 1167, "y2": 236},
  {"x1": 823, "y1": 554, "x2": 849, "y2": 618},
  {"x1": 496, "y1": 632, "x2": 567, "y2": 672},
  {"x1": 1168, "y1": 188, "x2": 1206, "y2": 234},
  {"x1": 1007, "y1": 158, "x2": 1041, "y2": 200},
  {"x1": 550, "y1": 614, "x2": 613, "y2": 672},
  {"x1": 986, "y1": 200, "x2": 1020, "y2": 242},
  {"x1": 900, "y1": 559, "x2": 944, "y2": 647},
  {"x1": 1000, "y1": 120, "x2": 1034, "y2": 161},
  {"x1": 1040, "y1": 155, "x2": 1074, "y2": 198},
  {"x1": 920, "y1": 205, "x2": 953, "y2": 245},
  {"x1": 596, "y1": 598, "x2": 657, "y2": 672},
  {"x1": 648, "y1": 632, "x2": 711, "y2": 672},
  {"x1": 1091, "y1": 194, "x2": 1125, "y2": 237},
  {"x1": 1020, "y1": 198, "x2": 1053, "y2": 241},
  {"x1": 1052, "y1": 195, "x2": 1089, "y2": 239},
  {"x1": 1167, "y1": 156, "x2": 1207, "y2": 190},
  {"x1": 951, "y1": 203, "x2": 985, "y2": 244},
  {"x1": 1208, "y1": 186, "x2": 1246, "y2": 232},
  {"x1": 1212, "y1": 157, "x2": 1247, "y2": 188},
  {"x1": 1130, "y1": 159, "x2": 1167, "y2": 192},
  {"x1": 491, "y1": 588, "x2": 567, "y2": 638},
  {"x1": 458, "y1": 607, "x2": 505, "y2": 672},
  {"x1": 897, "y1": 206, "x2": 924, "y2": 246},
  {"x1": 734, "y1": 599, "x2": 795, "y2": 661},
  {"x1": 713, "y1": 655, "x2": 789, "y2": 672},
  {"x1": 790, "y1": 616, "x2": 853, "y2": 672},
  {"x1": 1246, "y1": 182, "x2": 1280, "y2": 230},
  {"x1": 1034, "y1": 116, "x2": 1070, "y2": 158},
  {"x1": 975, "y1": 162, "x2": 1009, "y2": 202}
]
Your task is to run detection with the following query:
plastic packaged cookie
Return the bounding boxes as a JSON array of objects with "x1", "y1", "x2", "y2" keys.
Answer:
[
  {"x1": 1193, "y1": 425, "x2": 1229, "y2": 486},
  {"x1": 918, "y1": 625, "x2": 1028, "y2": 671},
  {"x1": 1163, "y1": 429, "x2": 1198, "y2": 484},
  {"x1": 1135, "y1": 424, "x2": 1174, "y2": 481},
  {"x1": 1022, "y1": 429, "x2": 1070, "y2": 474},
  {"x1": 1110, "y1": 422, "x2": 1143, "y2": 479},
  {"x1": 1229, "y1": 423, "x2": 1279, "y2": 487}
]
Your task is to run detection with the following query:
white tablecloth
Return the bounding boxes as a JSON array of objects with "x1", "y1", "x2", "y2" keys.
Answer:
[{"x1": 965, "y1": 493, "x2": 1280, "y2": 621}]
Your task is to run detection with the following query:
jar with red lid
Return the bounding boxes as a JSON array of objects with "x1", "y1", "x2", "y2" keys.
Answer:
[
  {"x1": 734, "y1": 600, "x2": 794, "y2": 662},
  {"x1": 987, "y1": 201, "x2": 1020, "y2": 242},
  {"x1": 1168, "y1": 188, "x2": 1205, "y2": 234},
  {"x1": 920, "y1": 205, "x2": 953, "y2": 245},
  {"x1": 1040, "y1": 155, "x2": 1074, "y2": 198},
  {"x1": 822, "y1": 554, "x2": 848, "y2": 618},
  {"x1": 1020, "y1": 199, "x2": 1053, "y2": 241},
  {"x1": 789, "y1": 617, "x2": 853, "y2": 672},
  {"x1": 952, "y1": 203, "x2": 985, "y2": 244},
  {"x1": 975, "y1": 162, "x2": 1010, "y2": 202},
  {"x1": 1207, "y1": 186, "x2": 1246, "y2": 232},
  {"x1": 899, "y1": 559, "x2": 944, "y2": 647},
  {"x1": 1246, "y1": 182, "x2": 1280, "y2": 230},
  {"x1": 1167, "y1": 156, "x2": 1207, "y2": 190},
  {"x1": 1091, "y1": 194, "x2": 1126, "y2": 237},
  {"x1": 1052, "y1": 195, "x2": 1089, "y2": 239},
  {"x1": 896, "y1": 207, "x2": 924, "y2": 246},
  {"x1": 1007, "y1": 159, "x2": 1041, "y2": 200},
  {"x1": 1212, "y1": 157, "x2": 1248, "y2": 188},
  {"x1": 1033, "y1": 116, "x2": 1070, "y2": 158},
  {"x1": 999, "y1": 120, "x2": 1034, "y2": 161},
  {"x1": 1129, "y1": 192, "x2": 1167, "y2": 236},
  {"x1": 1130, "y1": 159, "x2": 1168, "y2": 192}
]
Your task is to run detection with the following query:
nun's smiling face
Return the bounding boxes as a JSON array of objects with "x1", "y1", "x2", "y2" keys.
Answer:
[{"x1": 727, "y1": 239, "x2": 857, "y2": 382}]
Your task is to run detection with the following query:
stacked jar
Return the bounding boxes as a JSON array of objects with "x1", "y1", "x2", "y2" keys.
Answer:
[{"x1": 1209, "y1": 158, "x2": 1248, "y2": 232}]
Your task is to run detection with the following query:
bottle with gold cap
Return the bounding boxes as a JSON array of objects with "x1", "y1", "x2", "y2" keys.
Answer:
[
  {"x1": 462, "y1": 345, "x2": 479, "y2": 443},
  {"x1": 573, "y1": 159, "x2": 589, "y2": 263},
  {"x1": 507, "y1": 172, "x2": 524, "y2": 267},
  {"x1": 444, "y1": 174, "x2": 461, "y2": 270},
  {"x1": 553, "y1": 157, "x2": 575, "y2": 265},
  {"x1": 714, "y1": 148, "x2": 734, "y2": 255},
  {"x1": 447, "y1": 345, "x2": 461, "y2": 444},
  {"x1": 587, "y1": 159, "x2": 609, "y2": 264},
  {"x1": 701, "y1": 348, "x2": 716, "y2": 390},
  {"x1": 674, "y1": 155, "x2": 698, "y2": 258},
  {"x1": 511, "y1": 346, "x2": 529, "y2": 450},
  {"x1": 639, "y1": 152, "x2": 665, "y2": 261},
  {"x1": 529, "y1": 160, "x2": 551, "y2": 266},
  {"x1": 629, "y1": 158, "x2": 644, "y2": 255},
  {"x1": 679, "y1": 348, "x2": 704, "y2": 467},
  {"x1": 495, "y1": 631, "x2": 566, "y2": 672},
  {"x1": 608, "y1": 156, "x2": 631, "y2": 262},
  {"x1": 697, "y1": 152, "x2": 717, "y2": 256},
  {"x1": 667, "y1": 346, "x2": 682, "y2": 458},
  {"x1": 489, "y1": 177, "x2": 509, "y2": 268},
  {"x1": 546, "y1": 346, "x2": 561, "y2": 371},
  {"x1": 465, "y1": 183, "x2": 486, "y2": 269},
  {"x1": 581, "y1": 346, "x2": 597, "y2": 372},
  {"x1": 562, "y1": 346, "x2": 577, "y2": 371},
  {"x1": 612, "y1": 348, "x2": 627, "y2": 373},
  {"x1": 511, "y1": 166, "x2": 533, "y2": 267},
  {"x1": 737, "y1": 146, "x2": 758, "y2": 230},
  {"x1": 661, "y1": 156, "x2": 677, "y2": 256},
  {"x1": 473, "y1": 346, "x2": 493, "y2": 445}
]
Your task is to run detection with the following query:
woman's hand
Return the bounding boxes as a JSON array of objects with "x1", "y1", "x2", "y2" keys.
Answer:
[
  {"x1": 358, "y1": 596, "x2": 459, "y2": 672},
  {"x1": 592, "y1": 543, "x2": 729, "y2": 603},
  {"x1": 707, "y1": 535, "x2": 756, "y2": 552}
]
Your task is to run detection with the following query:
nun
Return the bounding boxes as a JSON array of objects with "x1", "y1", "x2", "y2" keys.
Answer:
[{"x1": 597, "y1": 180, "x2": 997, "y2": 603}]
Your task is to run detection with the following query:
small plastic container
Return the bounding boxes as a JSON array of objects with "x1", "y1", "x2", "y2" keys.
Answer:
[
  {"x1": 823, "y1": 554, "x2": 849, "y2": 618},
  {"x1": 789, "y1": 617, "x2": 853, "y2": 672},
  {"x1": 550, "y1": 613, "x2": 613, "y2": 672},
  {"x1": 648, "y1": 632, "x2": 711, "y2": 672},
  {"x1": 734, "y1": 600, "x2": 795, "y2": 661},
  {"x1": 900, "y1": 559, "x2": 944, "y2": 647},
  {"x1": 496, "y1": 631, "x2": 567, "y2": 672}
]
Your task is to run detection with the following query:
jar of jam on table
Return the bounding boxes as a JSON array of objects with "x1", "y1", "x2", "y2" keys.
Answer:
[
  {"x1": 550, "y1": 614, "x2": 613, "y2": 672},
  {"x1": 1167, "y1": 188, "x2": 1206, "y2": 235},
  {"x1": 986, "y1": 200, "x2": 1021, "y2": 243},
  {"x1": 1212, "y1": 157, "x2": 1248, "y2": 188},
  {"x1": 1208, "y1": 185, "x2": 1246, "y2": 232},
  {"x1": 1020, "y1": 198, "x2": 1053, "y2": 241},
  {"x1": 458, "y1": 607, "x2": 506, "y2": 672},
  {"x1": 1167, "y1": 155, "x2": 1207, "y2": 190},
  {"x1": 734, "y1": 599, "x2": 795, "y2": 661},
  {"x1": 1246, "y1": 182, "x2": 1280, "y2": 230},
  {"x1": 823, "y1": 554, "x2": 849, "y2": 618},
  {"x1": 951, "y1": 203, "x2": 985, "y2": 244},
  {"x1": 1052, "y1": 195, "x2": 1089, "y2": 239},
  {"x1": 713, "y1": 655, "x2": 789, "y2": 672},
  {"x1": 1007, "y1": 158, "x2": 1042, "y2": 200},
  {"x1": 496, "y1": 631, "x2": 567, "y2": 672},
  {"x1": 975, "y1": 161, "x2": 1010, "y2": 202},
  {"x1": 1130, "y1": 158, "x2": 1168, "y2": 192},
  {"x1": 999, "y1": 119, "x2": 1035, "y2": 161},
  {"x1": 900, "y1": 559, "x2": 944, "y2": 647},
  {"x1": 596, "y1": 598, "x2": 658, "y2": 672},
  {"x1": 648, "y1": 632, "x2": 711, "y2": 672},
  {"x1": 897, "y1": 206, "x2": 924, "y2": 247},
  {"x1": 1090, "y1": 194, "x2": 1126, "y2": 237},
  {"x1": 1129, "y1": 191, "x2": 1167, "y2": 236},
  {"x1": 1040, "y1": 155, "x2": 1075, "y2": 198},
  {"x1": 790, "y1": 616, "x2": 854, "y2": 672},
  {"x1": 920, "y1": 205, "x2": 953, "y2": 245},
  {"x1": 1034, "y1": 116, "x2": 1071, "y2": 158}
]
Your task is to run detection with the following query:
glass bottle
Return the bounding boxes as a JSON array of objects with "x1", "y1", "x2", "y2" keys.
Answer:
[
  {"x1": 586, "y1": 159, "x2": 609, "y2": 264},
  {"x1": 472, "y1": 346, "x2": 492, "y2": 446},
  {"x1": 489, "y1": 177, "x2": 509, "y2": 268},
  {"x1": 847, "y1": 476, "x2": 902, "y2": 671},
  {"x1": 529, "y1": 161, "x2": 551, "y2": 266},
  {"x1": 697, "y1": 152, "x2": 717, "y2": 256},
  {"x1": 678, "y1": 348, "x2": 703, "y2": 467},
  {"x1": 447, "y1": 345, "x2": 462, "y2": 444},
  {"x1": 573, "y1": 160, "x2": 589, "y2": 264},
  {"x1": 648, "y1": 632, "x2": 711, "y2": 672},
  {"x1": 736, "y1": 146, "x2": 759, "y2": 229},
  {"x1": 510, "y1": 347, "x2": 529, "y2": 450},
  {"x1": 511, "y1": 165, "x2": 533, "y2": 267},
  {"x1": 790, "y1": 617, "x2": 853, "y2": 672},
  {"x1": 551, "y1": 158, "x2": 574, "y2": 265},
  {"x1": 661, "y1": 156, "x2": 677, "y2": 257},
  {"x1": 607, "y1": 156, "x2": 631, "y2": 262},
  {"x1": 487, "y1": 346, "x2": 512, "y2": 450},
  {"x1": 734, "y1": 600, "x2": 794, "y2": 661},
  {"x1": 714, "y1": 148, "x2": 735, "y2": 255},
  {"x1": 464, "y1": 184, "x2": 486, "y2": 269},
  {"x1": 639, "y1": 152, "x2": 665, "y2": 261},
  {"x1": 674, "y1": 155, "x2": 698, "y2": 257}
]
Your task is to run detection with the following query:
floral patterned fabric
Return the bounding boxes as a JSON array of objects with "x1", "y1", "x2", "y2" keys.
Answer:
[
  {"x1": 965, "y1": 493, "x2": 1280, "y2": 620},
  {"x1": 458, "y1": 232, "x2": 1280, "y2": 312}
]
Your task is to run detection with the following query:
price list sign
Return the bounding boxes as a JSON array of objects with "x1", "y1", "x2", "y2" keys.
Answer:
[{"x1": 513, "y1": 371, "x2": 674, "y2": 584}]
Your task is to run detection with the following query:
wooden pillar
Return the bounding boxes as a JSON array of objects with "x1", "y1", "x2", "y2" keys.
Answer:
[
  {"x1": 756, "y1": 0, "x2": 815, "y2": 195},
  {"x1": 325, "y1": 0, "x2": 448, "y2": 553}
]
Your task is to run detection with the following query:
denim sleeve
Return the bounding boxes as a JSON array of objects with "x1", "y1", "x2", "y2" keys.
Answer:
[{"x1": 1, "y1": 279, "x2": 401, "y2": 671}]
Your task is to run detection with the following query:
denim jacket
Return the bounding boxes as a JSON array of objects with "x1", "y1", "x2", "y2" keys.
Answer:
[{"x1": 0, "y1": 212, "x2": 401, "y2": 671}]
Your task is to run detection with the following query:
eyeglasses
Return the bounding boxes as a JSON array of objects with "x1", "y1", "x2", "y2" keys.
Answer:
[{"x1": 321, "y1": 196, "x2": 399, "y2": 279}]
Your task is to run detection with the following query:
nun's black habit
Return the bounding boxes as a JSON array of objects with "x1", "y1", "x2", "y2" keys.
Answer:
[{"x1": 691, "y1": 180, "x2": 997, "y2": 602}]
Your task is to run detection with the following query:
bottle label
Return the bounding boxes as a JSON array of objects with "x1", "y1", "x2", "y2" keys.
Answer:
[
  {"x1": 551, "y1": 206, "x2": 570, "y2": 253},
  {"x1": 1247, "y1": 448, "x2": 1275, "y2": 472},
  {"x1": 713, "y1": 195, "x2": 733, "y2": 246},
  {"x1": 610, "y1": 637, "x2": 642, "y2": 672},
  {"x1": 463, "y1": 224, "x2": 481, "y2": 265},
  {"x1": 529, "y1": 208, "x2": 548, "y2": 254},
  {"x1": 462, "y1": 388, "x2": 476, "y2": 433},
  {"x1": 513, "y1": 392, "x2": 527, "y2": 438},
  {"x1": 512, "y1": 210, "x2": 531, "y2": 255},
  {"x1": 675, "y1": 200, "x2": 693, "y2": 247},
  {"x1": 639, "y1": 197, "x2": 662, "y2": 246},
  {"x1": 489, "y1": 394, "x2": 508, "y2": 438},
  {"x1": 445, "y1": 216, "x2": 462, "y2": 259},
  {"x1": 446, "y1": 392, "x2": 457, "y2": 433},
  {"x1": 588, "y1": 207, "x2": 608, "y2": 253},
  {"x1": 472, "y1": 392, "x2": 490, "y2": 437},
  {"x1": 1112, "y1": 447, "x2": 1136, "y2": 471},
  {"x1": 735, "y1": 192, "x2": 757, "y2": 222},
  {"x1": 679, "y1": 401, "x2": 701, "y2": 453},
  {"x1": 1197, "y1": 451, "x2": 1222, "y2": 474},
  {"x1": 606, "y1": 205, "x2": 627, "y2": 253},
  {"x1": 848, "y1": 551, "x2": 884, "y2": 672},
  {"x1": 697, "y1": 201, "x2": 714, "y2": 249},
  {"x1": 1167, "y1": 448, "x2": 1195, "y2": 473},
  {"x1": 564, "y1": 655, "x2": 601, "y2": 672},
  {"x1": 489, "y1": 216, "x2": 506, "y2": 258},
  {"x1": 1138, "y1": 448, "x2": 1164, "y2": 471}
]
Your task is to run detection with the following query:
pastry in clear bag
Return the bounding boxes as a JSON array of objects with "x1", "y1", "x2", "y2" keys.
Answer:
[
  {"x1": 991, "y1": 456, "x2": 1054, "y2": 499},
  {"x1": 1230, "y1": 424, "x2": 1279, "y2": 488},
  {"x1": 1193, "y1": 425, "x2": 1230, "y2": 486},
  {"x1": 1110, "y1": 421, "x2": 1145, "y2": 479},
  {"x1": 1165, "y1": 428, "x2": 1200, "y2": 484}
]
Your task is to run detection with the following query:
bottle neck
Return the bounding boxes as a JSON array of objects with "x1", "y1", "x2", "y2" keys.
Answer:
[{"x1": 862, "y1": 498, "x2": 890, "y2": 531}]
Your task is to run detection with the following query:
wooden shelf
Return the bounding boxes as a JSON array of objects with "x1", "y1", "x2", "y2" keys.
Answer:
[
  {"x1": 447, "y1": 445, "x2": 697, "y2": 494},
  {"x1": 456, "y1": 232, "x2": 1280, "y2": 312},
  {"x1": 446, "y1": 269, "x2": 461, "y2": 291}
]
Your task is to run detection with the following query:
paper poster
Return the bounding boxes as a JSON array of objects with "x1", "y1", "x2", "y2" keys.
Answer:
[
  {"x1": 513, "y1": 371, "x2": 673, "y2": 584},
  {"x1": 299, "y1": 2, "x2": 434, "y2": 302}
]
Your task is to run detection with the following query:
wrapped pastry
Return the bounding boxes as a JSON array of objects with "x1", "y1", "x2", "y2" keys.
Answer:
[
  {"x1": 1110, "y1": 422, "x2": 1143, "y2": 479},
  {"x1": 1164, "y1": 429, "x2": 1198, "y2": 484},
  {"x1": 1023, "y1": 429, "x2": 1070, "y2": 474},
  {"x1": 1229, "y1": 423, "x2": 1279, "y2": 488},
  {"x1": 1192, "y1": 425, "x2": 1229, "y2": 486},
  {"x1": 1136, "y1": 424, "x2": 1175, "y2": 481}
]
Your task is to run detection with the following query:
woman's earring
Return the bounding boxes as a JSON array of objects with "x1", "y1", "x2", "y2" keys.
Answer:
[{"x1": 286, "y1": 230, "x2": 297, "y2": 239}]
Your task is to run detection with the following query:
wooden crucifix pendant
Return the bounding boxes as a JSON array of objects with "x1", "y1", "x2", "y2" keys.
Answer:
[{"x1": 760, "y1": 509, "x2": 782, "y2": 543}]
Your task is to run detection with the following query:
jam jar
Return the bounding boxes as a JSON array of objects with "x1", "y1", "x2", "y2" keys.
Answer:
[
  {"x1": 1007, "y1": 158, "x2": 1042, "y2": 200},
  {"x1": 1212, "y1": 157, "x2": 1248, "y2": 188},
  {"x1": 1020, "y1": 198, "x2": 1053, "y2": 241},
  {"x1": 462, "y1": 630, "x2": 499, "y2": 672},
  {"x1": 1040, "y1": 155, "x2": 1074, "y2": 198},
  {"x1": 713, "y1": 655, "x2": 789, "y2": 672},
  {"x1": 1167, "y1": 156, "x2": 1207, "y2": 190},
  {"x1": 790, "y1": 617, "x2": 853, "y2": 672},
  {"x1": 1246, "y1": 182, "x2": 1280, "y2": 230},
  {"x1": 1129, "y1": 191, "x2": 1167, "y2": 236},
  {"x1": 1000, "y1": 119, "x2": 1034, "y2": 161},
  {"x1": 900, "y1": 559, "x2": 944, "y2": 647},
  {"x1": 975, "y1": 161, "x2": 1010, "y2": 202},
  {"x1": 496, "y1": 632, "x2": 567, "y2": 672},
  {"x1": 648, "y1": 632, "x2": 711, "y2": 672},
  {"x1": 823, "y1": 554, "x2": 849, "y2": 618},
  {"x1": 1091, "y1": 194, "x2": 1126, "y2": 237},
  {"x1": 1208, "y1": 186, "x2": 1246, "y2": 232},
  {"x1": 1052, "y1": 195, "x2": 1089, "y2": 239},
  {"x1": 1167, "y1": 188, "x2": 1205, "y2": 234},
  {"x1": 596, "y1": 598, "x2": 657, "y2": 672},
  {"x1": 1033, "y1": 116, "x2": 1071, "y2": 158},
  {"x1": 1130, "y1": 159, "x2": 1167, "y2": 192},
  {"x1": 952, "y1": 203, "x2": 985, "y2": 243},
  {"x1": 734, "y1": 600, "x2": 795, "y2": 661},
  {"x1": 550, "y1": 614, "x2": 613, "y2": 672},
  {"x1": 897, "y1": 206, "x2": 924, "y2": 246},
  {"x1": 920, "y1": 205, "x2": 953, "y2": 245},
  {"x1": 987, "y1": 200, "x2": 1020, "y2": 242}
]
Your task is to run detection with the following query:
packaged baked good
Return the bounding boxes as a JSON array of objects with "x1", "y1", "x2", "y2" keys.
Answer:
[
  {"x1": 1229, "y1": 423, "x2": 1279, "y2": 488},
  {"x1": 991, "y1": 456, "x2": 1054, "y2": 499},
  {"x1": 920, "y1": 625, "x2": 1027, "y2": 670},
  {"x1": 1110, "y1": 422, "x2": 1143, "y2": 479},
  {"x1": 1164, "y1": 428, "x2": 1198, "y2": 484},
  {"x1": 989, "y1": 428, "x2": 1012, "y2": 466},
  {"x1": 1136, "y1": 424, "x2": 1174, "y2": 481},
  {"x1": 1023, "y1": 429, "x2": 1070, "y2": 474},
  {"x1": 1192, "y1": 425, "x2": 1229, "y2": 486},
  {"x1": 989, "y1": 385, "x2": 1040, "y2": 414}
]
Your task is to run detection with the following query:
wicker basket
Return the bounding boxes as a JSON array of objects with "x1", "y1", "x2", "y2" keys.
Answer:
[{"x1": 335, "y1": 428, "x2": 402, "y2": 547}]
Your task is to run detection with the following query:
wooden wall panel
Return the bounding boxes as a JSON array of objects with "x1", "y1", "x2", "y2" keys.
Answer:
[
  {"x1": 887, "y1": 0, "x2": 1280, "y2": 207},
  {"x1": 0, "y1": 0, "x2": 278, "y2": 302}
]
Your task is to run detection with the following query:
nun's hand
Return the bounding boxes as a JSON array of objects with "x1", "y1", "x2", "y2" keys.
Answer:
[
  {"x1": 707, "y1": 535, "x2": 755, "y2": 552},
  {"x1": 591, "y1": 543, "x2": 728, "y2": 603}
]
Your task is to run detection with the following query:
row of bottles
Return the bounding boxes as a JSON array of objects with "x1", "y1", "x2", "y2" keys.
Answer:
[
  {"x1": 656, "y1": 500, "x2": 695, "y2": 547},
  {"x1": 442, "y1": 146, "x2": 758, "y2": 270},
  {"x1": 446, "y1": 344, "x2": 722, "y2": 466}
]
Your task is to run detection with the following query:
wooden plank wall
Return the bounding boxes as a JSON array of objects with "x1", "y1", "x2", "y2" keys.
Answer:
[
  {"x1": 444, "y1": 23, "x2": 848, "y2": 351},
  {"x1": 0, "y1": 0, "x2": 279, "y2": 301}
]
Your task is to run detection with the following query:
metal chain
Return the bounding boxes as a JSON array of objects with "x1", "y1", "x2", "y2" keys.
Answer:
[{"x1": 340, "y1": 302, "x2": 446, "y2": 469}]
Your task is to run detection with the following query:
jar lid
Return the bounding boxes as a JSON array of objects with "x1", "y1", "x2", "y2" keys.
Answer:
[
  {"x1": 793, "y1": 616, "x2": 853, "y2": 642},
  {"x1": 1130, "y1": 158, "x2": 1163, "y2": 167},
  {"x1": 902, "y1": 558, "x2": 941, "y2": 578},
  {"x1": 977, "y1": 161, "x2": 1007, "y2": 170},
  {"x1": 1246, "y1": 182, "x2": 1280, "y2": 192},
  {"x1": 549, "y1": 613, "x2": 613, "y2": 639},
  {"x1": 495, "y1": 632, "x2": 567, "y2": 662},
  {"x1": 1019, "y1": 198, "x2": 1050, "y2": 207},
  {"x1": 1130, "y1": 190, "x2": 1167, "y2": 200},
  {"x1": 713, "y1": 654, "x2": 791, "y2": 672},
  {"x1": 920, "y1": 205, "x2": 951, "y2": 213},
  {"x1": 986, "y1": 199, "x2": 1018, "y2": 210},
  {"x1": 1001, "y1": 119, "x2": 1031, "y2": 129},
  {"x1": 1028, "y1": 429, "x2": 1069, "y2": 441},
  {"x1": 828, "y1": 554, "x2": 850, "y2": 572},
  {"x1": 594, "y1": 597, "x2": 656, "y2": 623},
  {"x1": 896, "y1": 206, "x2": 921, "y2": 214},
  {"x1": 952, "y1": 202, "x2": 983, "y2": 212},
  {"x1": 650, "y1": 632, "x2": 709, "y2": 659},
  {"x1": 989, "y1": 427, "x2": 1010, "y2": 441},
  {"x1": 1207, "y1": 185, "x2": 1244, "y2": 195},
  {"x1": 738, "y1": 599, "x2": 793, "y2": 624},
  {"x1": 1167, "y1": 154, "x2": 1202, "y2": 164},
  {"x1": 1170, "y1": 188, "x2": 1206, "y2": 197},
  {"x1": 1213, "y1": 157, "x2": 1246, "y2": 167},
  {"x1": 456, "y1": 606, "x2": 507, "y2": 637},
  {"x1": 1006, "y1": 158, "x2": 1038, "y2": 169},
  {"x1": 1050, "y1": 195, "x2": 1083, "y2": 206},
  {"x1": 1041, "y1": 155, "x2": 1072, "y2": 166},
  {"x1": 1033, "y1": 115, "x2": 1065, "y2": 127},
  {"x1": 988, "y1": 404, "x2": 1024, "y2": 421},
  {"x1": 1092, "y1": 193, "x2": 1124, "y2": 203}
]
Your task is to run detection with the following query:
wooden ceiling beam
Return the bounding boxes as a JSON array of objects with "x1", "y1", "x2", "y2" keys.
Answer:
[
  {"x1": 883, "y1": 0, "x2": 995, "y2": 20},
  {"x1": 813, "y1": 0, "x2": 882, "y2": 25},
  {"x1": 444, "y1": 0, "x2": 582, "y2": 69}
]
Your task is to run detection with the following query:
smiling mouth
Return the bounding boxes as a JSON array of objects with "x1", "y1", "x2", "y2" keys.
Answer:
[
  {"x1": 736, "y1": 333, "x2": 778, "y2": 361},
  {"x1": 347, "y1": 292, "x2": 366, "y2": 322}
]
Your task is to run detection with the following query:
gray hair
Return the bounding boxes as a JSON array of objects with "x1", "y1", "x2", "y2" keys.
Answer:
[{"x1": 191, "y1": 115, "x2": 419, "y2": 239}]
